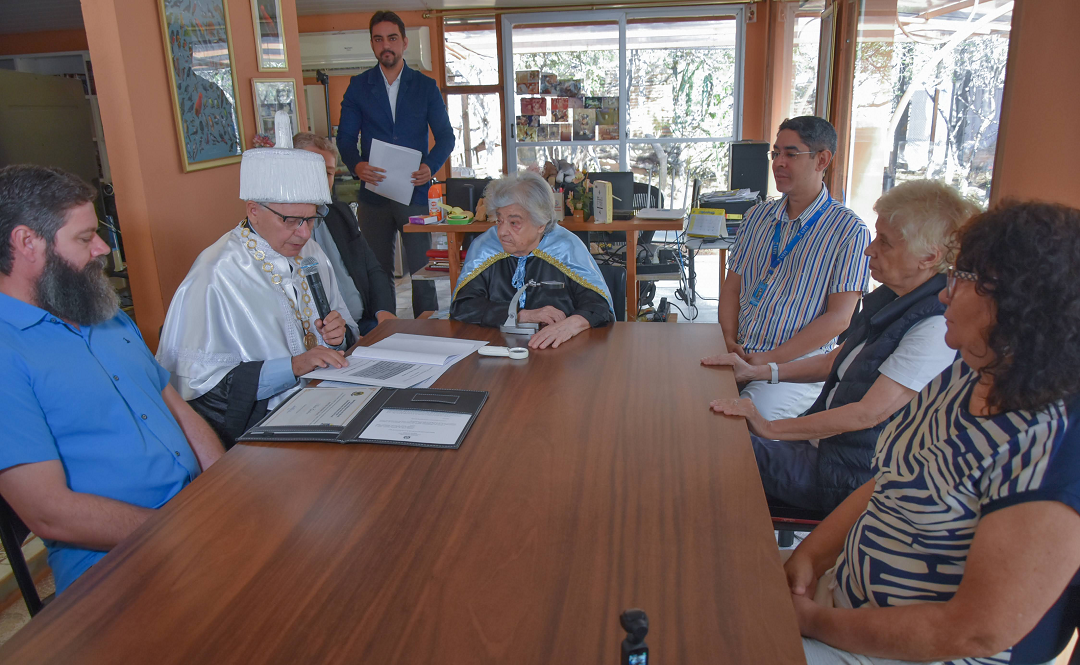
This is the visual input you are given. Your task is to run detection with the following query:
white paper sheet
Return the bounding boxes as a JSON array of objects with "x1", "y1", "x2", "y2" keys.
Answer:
[
  {"x1": 359, "y1": 408, "x2": 472, "y2": 446},
  {"x1": 306, "y1": 335, "x2": 489, "y2": 388},
  {"x1": 367, "y1": 139, "x2": 422, "y2": 205},
  {"x1": 350, "y1": 333, "x2": 489, "y2": 365},
  {"x1": 304, "y1": 357, "x2": 442, "y2": 388},
  {"x1": 261, "y1": 387, "x2": 378, "y2": 428}
]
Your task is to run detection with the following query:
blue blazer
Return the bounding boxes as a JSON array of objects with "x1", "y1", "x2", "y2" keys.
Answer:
[{"x1": 336, "y1": 63, "x2": 455, "y2": 207}]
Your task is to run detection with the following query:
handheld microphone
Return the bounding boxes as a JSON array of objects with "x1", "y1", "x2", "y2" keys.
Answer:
[{"x1": 298, "y1": 257, "x2": 332, "y2": 320}]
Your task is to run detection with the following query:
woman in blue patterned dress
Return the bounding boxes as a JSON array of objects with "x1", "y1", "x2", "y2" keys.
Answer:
[{"x1": 784, "y1": 201, "x2": 1080, "y2": 665}]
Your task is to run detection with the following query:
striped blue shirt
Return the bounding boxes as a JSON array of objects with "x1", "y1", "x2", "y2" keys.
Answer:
[
  {"x1": 835, "y1": 359, "x2": 1075, "y2": 664},
  {"x1": 728, "y1": 185, "x2": 870, "y2": 354}
]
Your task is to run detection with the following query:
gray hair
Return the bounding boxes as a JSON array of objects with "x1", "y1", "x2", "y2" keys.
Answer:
[
  {"x1": 485, "y1": 171, "x2": 557, "y2": 233},
  {"x1": 778, "y1": 116, "x2": 837, "y2": 154},
  {"x1": 293, "y1": 132, "x2": 338, "y2": 157}
]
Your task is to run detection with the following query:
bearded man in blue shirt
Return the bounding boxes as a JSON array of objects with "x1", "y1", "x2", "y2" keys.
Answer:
[{"x1": 0, "y1": 165, "x2": 224, "y2": 594}]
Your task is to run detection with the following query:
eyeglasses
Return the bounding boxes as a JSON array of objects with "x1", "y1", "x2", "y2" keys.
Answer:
[
  {"x1": 769, "y1": 150, "x2": 819, "y2": 161},
  {"x1": 946, "y1": 267, "x2": 978, "y2": 298},
  {"x1": 259, "y1": 202, "x2": 325, "y2": 231}
]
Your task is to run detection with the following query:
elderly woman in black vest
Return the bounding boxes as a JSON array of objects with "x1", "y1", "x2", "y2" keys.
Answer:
[{"x1": 704, "y1": 180, "x2": 978, "y2": 513}]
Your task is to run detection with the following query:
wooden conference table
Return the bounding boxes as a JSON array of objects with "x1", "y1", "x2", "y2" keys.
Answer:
[
  {"x1": 0, "y1": 320, "x2": 805, "y2": 664},
  {"x1": 403, "y1": 216, "x2": 685, "y2": 317}
]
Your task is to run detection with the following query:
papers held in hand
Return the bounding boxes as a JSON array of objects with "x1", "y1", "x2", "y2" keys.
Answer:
[
  {"x1": 366, "y1": 139, "x2": 422, "y2": 205},
  {"x1": 237, "y1": 387, "x2": 488, "y2": 449}
]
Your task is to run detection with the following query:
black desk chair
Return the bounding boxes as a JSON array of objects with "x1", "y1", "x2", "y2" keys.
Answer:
[
  {"x1": 0, "y1": 495, "x2": 49, "y2": 616},
  {"x1": 598, "y1": 265, "x2": 626, "y2": 321},
  {"x1": 770, "y1": 502, "x2": 827, "y2": 548}
]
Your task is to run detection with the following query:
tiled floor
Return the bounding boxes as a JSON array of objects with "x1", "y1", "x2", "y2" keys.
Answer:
[{"x1": 0, "y1": 538, "x2": 54, "y2": 647}]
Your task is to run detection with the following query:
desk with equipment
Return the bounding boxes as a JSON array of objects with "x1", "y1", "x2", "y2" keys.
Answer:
[
  {"x1": 404, "y1": 216, "x2": 685, "y2": 318},
  {"x1": 0, "y1": 319, "x2": 805, "y2": 664}
]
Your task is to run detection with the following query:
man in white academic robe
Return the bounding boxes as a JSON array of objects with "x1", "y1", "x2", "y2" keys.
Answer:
[{"x1": 158, "y1": 123, "x2": 358, "y2": 447}]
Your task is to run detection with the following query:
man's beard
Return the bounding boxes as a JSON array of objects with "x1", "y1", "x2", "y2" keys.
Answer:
[
  {"x1": 380, "y1": 50, "x2": 399, "y2": 67},
  {"x1": 34, "y1": 246, "x2": 119, "y2": 325}
]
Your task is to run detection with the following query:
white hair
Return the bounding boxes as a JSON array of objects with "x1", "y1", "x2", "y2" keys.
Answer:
[
  {"x1": 874, "y1": 180, "x2": 981, "y2": 272},
  {"x1": 484, "y1": 171, "x2": 557, "y2": 233}
]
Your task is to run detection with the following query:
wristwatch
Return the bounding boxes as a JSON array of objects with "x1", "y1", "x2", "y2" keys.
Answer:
[{"x1": 768, "y1": 362, "x2": 779, "y2": 384}]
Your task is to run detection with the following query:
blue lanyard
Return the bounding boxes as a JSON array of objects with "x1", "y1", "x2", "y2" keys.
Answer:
[{"x1": 765, "y1": 197, "x2": 832, "y2": 278}]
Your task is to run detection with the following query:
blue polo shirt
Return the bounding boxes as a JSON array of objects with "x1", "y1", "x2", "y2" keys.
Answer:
[{"x1": 0, "y1": 293, "x2": 199, "y2": 593}]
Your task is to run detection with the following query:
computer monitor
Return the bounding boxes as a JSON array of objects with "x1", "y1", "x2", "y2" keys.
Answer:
[
  {"x1": 445, "y1": 177, "x2": 493, "y2": 213},
  {"x1": 587, "y1": 171, "x2": 634, "y2": 214}
]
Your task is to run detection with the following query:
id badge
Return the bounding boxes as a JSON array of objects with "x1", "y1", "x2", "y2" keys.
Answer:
[{"x1": 748, "y1": 280, "x2": 769, "y2": 306}]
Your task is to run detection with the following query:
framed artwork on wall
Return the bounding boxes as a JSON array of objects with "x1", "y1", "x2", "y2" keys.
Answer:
[
  {"x1": 252, "y1": 78, "x2": 299, "y2": 138},
  {"x1": 251, "y1": 0, "x2": 288, "y2": 71},
  {"x1": 157, "y1": 0, "x2": 245, "y2": 172}
]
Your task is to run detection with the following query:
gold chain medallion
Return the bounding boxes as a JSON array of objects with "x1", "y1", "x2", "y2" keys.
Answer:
[{"x1": 241, "y1": 223, "x2": 316, "y2": 350}]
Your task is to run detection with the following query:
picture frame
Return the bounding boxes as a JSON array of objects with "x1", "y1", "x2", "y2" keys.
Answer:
[
  {"x1": 251, "y1": 0, "x2": 288, "y2": 70},
  {"x1": 252, "y1": 78, "x2": 299, "y2": 138},
  {"x1": 158, "y1": 0, "x2": 245, "y2": 171}
]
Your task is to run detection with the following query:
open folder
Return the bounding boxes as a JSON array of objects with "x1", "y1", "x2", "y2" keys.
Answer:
[{"x1": 237, "y1": 386, "x2": 488, "y2": 449}]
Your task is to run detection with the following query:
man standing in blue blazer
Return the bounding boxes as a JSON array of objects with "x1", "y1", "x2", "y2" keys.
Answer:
[{"x1": 336, "y1": 10, "x2": 455, "y2": 318}]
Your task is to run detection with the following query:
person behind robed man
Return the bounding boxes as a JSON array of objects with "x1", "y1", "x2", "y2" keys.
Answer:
[
  {"x1": 157, "y1": 120, "x2": 358, "y2": 449},
  {"x1": 704, "y1": 180, "x2": 977, "y2": 514},
  {"x1": 784, "y1": 201, "x2": 1080, "y2": 665},
  {"x1": 294, "y1": 131, "x2": 397, "y2": 336},
  {"x1": 0, "y1": 165, "x2": 224, "y2": 594},
  {"x1": 450, "y1": 171, "x2": 615, "y2": 350},
  {"x1": 336, "y1": 10, "x2": 455, "y2": 318},
  {"x1": 718, "y1": 116, "x2": 871, "y2": 422}
]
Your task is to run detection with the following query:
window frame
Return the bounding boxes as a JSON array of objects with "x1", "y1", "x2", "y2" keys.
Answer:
[
  {"x1": 501, "y1": 5, "x2": 746, "y2": 173},
  {"x1": 441, "y1": 16, "x2": 508, "y2": 176}
]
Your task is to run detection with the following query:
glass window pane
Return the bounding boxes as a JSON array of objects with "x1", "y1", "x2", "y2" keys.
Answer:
[
  {"x1": 516, "y1": 144, "x2": 620, "y2": 173},
  {"x1": 844, "y1": 1, "x2": 1012, "y2": 222},
  {"x1": 790, "y1": 13, "x2": 822, "y2": 118},
  {"x1": 511, "y1": 21, "x2": 619, "y2": 146},
  {"x1": 448, "y1": 93, "x2": 503, "y2": 179},
  {"x1": 628, "y1": 141, "x2": 730, "y2": 210},
  {"x1": 627, "y1": 17, "x2": 737, "y2": 139},
  {"x1": 444, "y1": 18, "x2": 499, "y2": 87}
]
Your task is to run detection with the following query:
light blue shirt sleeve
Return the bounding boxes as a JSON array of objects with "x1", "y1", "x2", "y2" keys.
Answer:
[{"x1": 257, "y1": 357, "x2": 297, "y2": 400}]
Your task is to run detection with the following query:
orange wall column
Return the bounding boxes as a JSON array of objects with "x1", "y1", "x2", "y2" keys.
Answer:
[
  {"x1": 741, "y1": 1, "x2": 771, "y2": 141},
  {"x1": 80, "y1": 0, "x2": 307, "y2": 350},
  {"x1": 990, "y1": 0, "x2": 1080, "y2": 208}
]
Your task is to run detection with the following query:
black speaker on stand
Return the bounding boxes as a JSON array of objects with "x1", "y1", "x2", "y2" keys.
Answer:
[{"x1": 729, "y1": 141, "x2": 770, "y2": 201}]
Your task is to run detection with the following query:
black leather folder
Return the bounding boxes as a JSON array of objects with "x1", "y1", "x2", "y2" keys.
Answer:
[{"x1": 237, "y1": 387, "x2": 488, "y2": 449}]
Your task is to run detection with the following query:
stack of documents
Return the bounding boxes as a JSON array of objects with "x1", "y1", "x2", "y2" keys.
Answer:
[
  {"x1": 700, "y1": 188, "x2": 759, "y2": 204},
  {"x1": 303, "y1": 333, "x2": 489, "y2": 389}
]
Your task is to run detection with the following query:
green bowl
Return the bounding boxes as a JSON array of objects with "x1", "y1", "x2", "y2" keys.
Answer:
[{"x1": 447, "y1": 214, "x2": 472, "y2": 225}]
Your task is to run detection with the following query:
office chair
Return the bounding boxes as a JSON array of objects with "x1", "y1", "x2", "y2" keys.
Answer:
[
  {"x1": 0, "y1": 494, "x2": 49, "y2": 616},
  {"x1": 598, "y1": 265, "x2": 626, "y2": 321},
  {"x1": 770, "y1": 502, "x2": 826, "y2": 548}
]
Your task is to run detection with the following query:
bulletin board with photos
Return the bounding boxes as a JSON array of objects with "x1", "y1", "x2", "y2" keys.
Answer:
[{"x1": 513, "y1": 69, "x2": 620, "y2": 145}]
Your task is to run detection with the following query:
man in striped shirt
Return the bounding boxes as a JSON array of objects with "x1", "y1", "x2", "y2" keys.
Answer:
[{"x1": 720, "y1": 116, "x2": 870, "y2": 420}]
